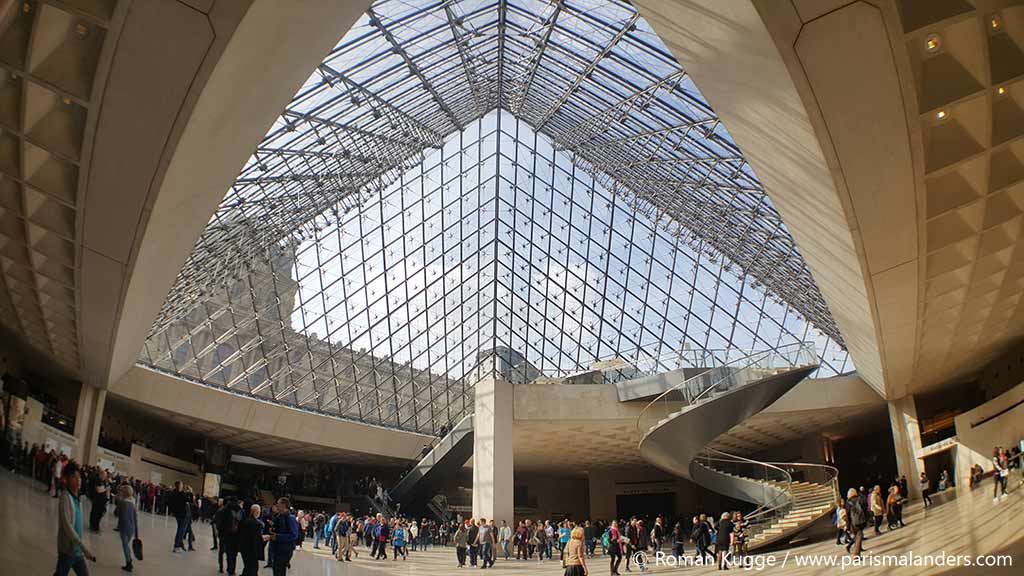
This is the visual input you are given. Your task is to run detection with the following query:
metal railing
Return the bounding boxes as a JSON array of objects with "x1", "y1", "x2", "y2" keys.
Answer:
[
  {"x1": 696, "y1": 449, "x2": 840, "y2": 543},
  {"x1": 635, "y1": 342, "x2": 817, "y2": 439},
  {"x1": 505, "y1": 345, "x2": 817, "y2": 386},
  {"x1": 632, "y1": 343, "x2": 821, "y2": 544},
  {"x1": 693, "y1": 451, "x2": 792, "y2": 541}
]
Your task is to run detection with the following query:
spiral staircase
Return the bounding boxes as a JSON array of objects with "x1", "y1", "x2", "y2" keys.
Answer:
[{"x1": 635, "y1": 343, "x2": 840, "y2": 551}]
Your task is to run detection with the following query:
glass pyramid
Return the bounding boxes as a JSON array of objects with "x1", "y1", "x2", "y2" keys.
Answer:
[{"x1": 139, "y1": 0, "x2": 851, "y2": 434}]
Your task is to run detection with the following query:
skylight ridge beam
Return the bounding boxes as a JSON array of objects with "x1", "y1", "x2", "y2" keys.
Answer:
[
  {"x1": 532, "y1": 11, "x2": 640, "y2": 132},
  {"x1": 507, "y1": 0, "x2": 563, "y2": 115},
  {"x1": 367, "y1": 6, "x2": 464, "y2": 132},
  {"x1": 496, "y1": 0, "x2": 508, "y2": 107},
  {"x1": 443, "y1": 1, "x2": 488, "y2": 117}
]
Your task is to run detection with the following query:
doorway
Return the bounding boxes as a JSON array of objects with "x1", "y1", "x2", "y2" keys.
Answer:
[{"x1": 615, "y1": 492, "x2": 675, "y2": 522}]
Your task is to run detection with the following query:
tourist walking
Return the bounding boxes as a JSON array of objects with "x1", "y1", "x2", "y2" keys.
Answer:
[
  {"x1": 870, "y1": 486, "x2": 884, "y2": 535},
  {"x1": 672, "y1": 521, "x2": 686, "y2": 558},
  {"x1": 55, "y1": 462, "x2": 96, "y2": 576},
  {"x1": 716, "y1": 512, "x2": 732, "y2": 570},
  {"x1": 167, "y1": 481, "x2": 189, "y2": 552},
  {"x1": 994, "y1": 447, "x2": 1010, "y2": 502},
  {"x1": 215, "y1": 497, "x2": 241, "y2": 574},
  {"x1": 455, "y1": 520, "x2": 469, "y2": 568},
  {"x1": 607, "y1": 520, "x2": 622, "y2": 576},
  {"x1": 563, "y1": 526, "x2": 588, "y2": 576},
  {"x1": 88, "y1": 469, "x2": 109, "y2": 532},
  {"x1": 116, "y1": 484, "x2": 138, "y2": 572},
  {"x1": 834, "y1": 498, "x2": 849, "y2": 545},
  {"x1": 845, "y1": 488, "x2": 867, "y2": 557},
  {"x1": 692, "y1": 515, "x2": 713, "y2": 564},
  {"x1": 499, "y1": 520, "x2": 512, "y2": 560},
  {"x1": 920, "y1": 472, "x2": 932, "y2": 507}
]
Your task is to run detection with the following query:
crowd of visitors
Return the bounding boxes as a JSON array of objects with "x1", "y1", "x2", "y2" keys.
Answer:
[{"x1": 3, "y1": 430, "x2": 1020, "y2": 576}]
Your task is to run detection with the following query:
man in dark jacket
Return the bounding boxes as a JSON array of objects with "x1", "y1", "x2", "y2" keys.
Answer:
[
  {"x1": 166, "y1": 481, "x2": 189, "y2": 552},
  {"x1": 216, "y1": 498, "x2": 242, "y2": 574},
  {"x1": 239, "y1": 504, "x2": 264, "y2": 576},
  {"x1": 265, "y1": 498, "x2": 300, "y2": 576},
  {"x1": 467, "y1": 519, "x2": 480, "y2": 566}
]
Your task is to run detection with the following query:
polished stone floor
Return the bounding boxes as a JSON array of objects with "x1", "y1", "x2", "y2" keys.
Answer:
[{"x1": 2, "y1": 470, "x2": 1021, "y2": 575}]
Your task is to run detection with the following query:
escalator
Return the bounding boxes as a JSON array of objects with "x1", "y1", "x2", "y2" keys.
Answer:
[{"x1": 388, "y1": 413, "x2": 474, "y2": 515}]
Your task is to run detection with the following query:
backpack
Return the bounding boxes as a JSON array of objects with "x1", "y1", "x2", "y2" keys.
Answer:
[
  {"x1": 601, "y1": 529, "x2": 610, "y2": 549},
  {"x1": 849, "y1": 501, "x2": 867, "y2": 529}
]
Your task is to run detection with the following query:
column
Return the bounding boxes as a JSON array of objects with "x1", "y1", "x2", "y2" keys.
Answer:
[
  {"x1": 472, "y1": 364, "x2": 514, "y2": 524},
  {"x1": 888, "y1": 395, "x2": 922, "y2": 499},
  {"x1": 73, "y1": 384, "x2": 106, "y2": 466}
]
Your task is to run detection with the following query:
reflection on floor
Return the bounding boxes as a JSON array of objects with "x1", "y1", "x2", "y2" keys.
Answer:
[{"x1": 1, "y1": 471, "x2": 1021, "y2": 575}]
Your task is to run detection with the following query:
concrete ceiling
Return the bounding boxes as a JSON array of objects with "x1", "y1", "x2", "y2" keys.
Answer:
[
  {"x1": 108, "y1": 395, "x2": 413, "y2": 468},
  {"x1": 510, "y1": 404, "x2": 886, "y2": 475},
  {"x1": 636, "y1": 0, "x2": 1024, "y2": 399},
  {"x1": 0, "y1": 0, "x2": 118, "y2": 371},
  {"x1": 511, "y1": 375, "x2": 885, "y2": 475},
  {"x1": 0, "y1": 0, "x2": 372, "y2": 391}
]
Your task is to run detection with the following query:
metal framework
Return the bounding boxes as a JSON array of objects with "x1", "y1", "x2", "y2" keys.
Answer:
[{"x1": 138, "y1": 0, "x2": 851, "y2": 435}]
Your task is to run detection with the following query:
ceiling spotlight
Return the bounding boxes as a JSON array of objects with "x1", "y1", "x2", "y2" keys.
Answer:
[
  {"x1": 75, "y1": 22, "x2": 89, "y2": 38},
  {"x1": 989, "y1": 14, "x2": 1002, "y2": 32},
  {"x1": 924, "y1": 33, "x2": 941, "y2": 53},
  {"x1": 936, "y1": 109, "x2": 948, "y2": 120},
  {"x1": 997, "y1": 86, "x2": 1006, "y2": 96}
]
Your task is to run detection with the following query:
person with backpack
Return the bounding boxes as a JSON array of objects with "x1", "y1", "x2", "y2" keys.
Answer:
[
  {"x1": 264, "y1": 498, "x2": 301, "y2": 576},
  {"x1": 215, "y1": 497, "x2": 242, "y2": 575},
  {"x1": 692, "y1": 515, "x2": 713, "y2": 564},
  {"x1": 672, "y1": 521, "x2": 686, "y2": 559},
  {"x1": 845, "y1": 488, "x2": 867, "y2": 557}
]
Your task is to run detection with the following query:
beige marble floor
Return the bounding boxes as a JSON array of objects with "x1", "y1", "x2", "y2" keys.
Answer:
[{"x1": 2, "y1": 470, "x2": 1021, "y2": 575}]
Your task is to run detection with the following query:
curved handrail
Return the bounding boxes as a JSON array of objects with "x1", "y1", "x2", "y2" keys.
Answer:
[
  {"x1": 635, "y1": 342, "x2": 816, "y2": 438},
  {"x1": 764, "y1": 460, "x2": 841, "y2": 505},
  {"x1": 697, "y1": 449, "x2": 795, "y2": 540},
  {"x1": 698, "y1": 450, "x2": 794, "y2": 513},
  {"x1": 701, "y1": 449, "x2": 841, "y2": 543}
]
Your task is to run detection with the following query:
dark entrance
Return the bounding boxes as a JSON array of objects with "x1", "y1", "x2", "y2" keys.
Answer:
[{"x1": 615, "y1": 492, "x2": 675, "y2": 522}]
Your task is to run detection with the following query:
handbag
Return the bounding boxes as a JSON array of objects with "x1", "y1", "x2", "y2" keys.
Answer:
[{"x1": 132, "y1": 537, "x2": 144, "y2": 560}]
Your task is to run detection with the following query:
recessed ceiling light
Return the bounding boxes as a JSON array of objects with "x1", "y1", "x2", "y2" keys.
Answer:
[
  {"x1": 925, "y1": 33, "x2": 941, "y2": 53},
  {"x1": 997, "y1": 86, "x2": 1006, "y2": 96},
  {"x1": 989, "y1": 14, "x2": 1002, "y2": 32},
  {"x1": 936, "y1": 110, "x2": 947, "y2": 120}
]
